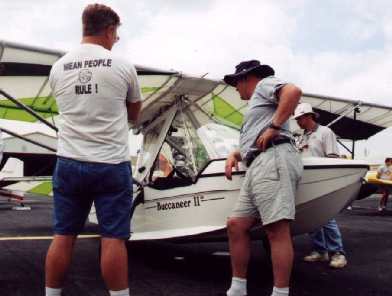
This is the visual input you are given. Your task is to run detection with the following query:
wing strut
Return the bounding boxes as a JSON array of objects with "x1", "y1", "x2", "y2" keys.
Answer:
[
  {"x1": 0, "y1": 127, "x2": 56, "y2": 153},
  {"x1": 326, "y1": 103, "x2": 362, "y2": 128},
  {"x1": 0, "y1": 89, "x2": 58, "y2": 132},
  {"x1": 328, "y1": 103, "x2": 361, "y2": 158}
]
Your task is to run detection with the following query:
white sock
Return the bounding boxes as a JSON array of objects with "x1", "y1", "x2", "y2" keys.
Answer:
[
  {"x1": 45, "y1": 287, "x2": 62, "y2": 296},
  {"x1": 109, "y1": 288, "x2": 130, "y2": 296},
  {"x1": 227, "y1": 277, "x2": 247, "y2": 296},
  {"x1": 271, "y1": 286, "x2": 289, "y2": 296}
]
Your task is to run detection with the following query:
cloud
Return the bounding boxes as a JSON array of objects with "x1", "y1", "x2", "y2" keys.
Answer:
[
  {"x1": 124, "y1": 0, "x2": 301, "y2": 77},
  {"x1": 1, "y1": 0, "x2": 392, "y2": 160},
  {"x1": 118, "y1": 0, "x2": 392, "y2": 106},
  {"x1": 285, "y1": 49, "x2": 392, "y2": 104},
  {"x1": 0, "y1": 0, "x2": 390, "y2": 103}
]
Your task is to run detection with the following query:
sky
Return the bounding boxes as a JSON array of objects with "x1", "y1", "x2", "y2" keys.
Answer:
[{"x1": 0, "y1": 0, "x2": 392, "y2": 162}]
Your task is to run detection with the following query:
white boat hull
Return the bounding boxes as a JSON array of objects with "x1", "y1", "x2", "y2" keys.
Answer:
[{"x1": 88, "y1": 157, "x2": 368, "y2": 241}]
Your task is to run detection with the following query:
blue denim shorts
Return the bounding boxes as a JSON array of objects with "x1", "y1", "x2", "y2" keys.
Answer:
[{"x1": 52, "y1": 157, "x2": 132, "y2": 239}]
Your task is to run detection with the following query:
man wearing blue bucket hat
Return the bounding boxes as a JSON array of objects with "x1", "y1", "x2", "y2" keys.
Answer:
[{"x1": 224, "y1": 60, "x2": 303, "y2": 296}]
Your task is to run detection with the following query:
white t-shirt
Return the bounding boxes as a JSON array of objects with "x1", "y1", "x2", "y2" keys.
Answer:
[
  {"x1": 378, "y1": 165, "x2": 392, "y2": 180},
  {"x1": 49, "y1": 43, "x2": 142, "y2": 164},
  {"x1": 296, "y1": 125, "x2": 339, "y2": 157}
]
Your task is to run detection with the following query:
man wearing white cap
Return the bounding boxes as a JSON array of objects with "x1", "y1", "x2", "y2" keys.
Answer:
[{"x1": 294, "y1": 103, "x2": 347, "y2": 269}]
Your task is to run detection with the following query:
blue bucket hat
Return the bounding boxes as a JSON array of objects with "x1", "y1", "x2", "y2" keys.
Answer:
[{"x1": 223, "y1": 60, "x2": 274, "y2": 86}]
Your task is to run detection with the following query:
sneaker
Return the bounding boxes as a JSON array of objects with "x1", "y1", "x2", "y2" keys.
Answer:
[
  {"x1": 378, "y1": 206, "x2": 385, "y2": 212},
  {"x1": 329, "y1": 252, "x2": 347, "y2": 268},
  {"x1": 303, "y1": 251, "x2": 329, "y2": 262}
]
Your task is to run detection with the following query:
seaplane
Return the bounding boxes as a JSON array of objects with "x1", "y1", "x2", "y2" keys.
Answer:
[{"x1": 1, "y1": 40, "x2": 392, "y2": 241}]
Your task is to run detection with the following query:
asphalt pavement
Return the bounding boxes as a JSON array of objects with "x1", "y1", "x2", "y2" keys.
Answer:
[{"x1": 0, "y1": 194, "x2": 391, "y2": 296}]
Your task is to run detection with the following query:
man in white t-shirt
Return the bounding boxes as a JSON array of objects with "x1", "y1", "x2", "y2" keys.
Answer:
[
  {"x1": 294, "y1": 103, "x2": 347, "y2": 269},
  {"x1": 376, "y1": 157, "x2": 392, "y2": 211},
  {"x1": 45, "y1": 4, "x2": 142, "y2": 296}
]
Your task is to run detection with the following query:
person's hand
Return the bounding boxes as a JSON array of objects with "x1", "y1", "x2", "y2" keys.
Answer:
[
  {"x1": 225, "y1": 152, "x2": 240, "y2": 180},
  {"x1": 256, "y1": 128, "x2": 279, "y2": 151},
  {"x1": 299, "y1": 144, "x2": 309, "y2": 151}
]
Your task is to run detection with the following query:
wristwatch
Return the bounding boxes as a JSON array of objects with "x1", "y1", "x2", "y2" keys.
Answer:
[{"x1": 269, "y1": 123, "x2": 281, "y2": 130}]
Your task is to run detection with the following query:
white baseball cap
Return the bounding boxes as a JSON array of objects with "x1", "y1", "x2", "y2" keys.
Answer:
[{"x1": 293, "y1": 103, "x2": 319, "y2": 119}]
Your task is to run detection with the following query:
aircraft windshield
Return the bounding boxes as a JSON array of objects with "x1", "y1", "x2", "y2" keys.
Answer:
[
  {"x1": 151, "y1": 109, "x2": 210, "y2": 181},
  {"x1": 150, "y1": 121, "x2": 240, "y2": 184},
  {"x1": 197, "y1": 123, "x2": 239, "y2": 158}
]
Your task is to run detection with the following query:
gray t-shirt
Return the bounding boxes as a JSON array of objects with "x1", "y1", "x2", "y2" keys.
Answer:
[{"x1": 239, "y1": 76, "x2": 291, "y2": 161}]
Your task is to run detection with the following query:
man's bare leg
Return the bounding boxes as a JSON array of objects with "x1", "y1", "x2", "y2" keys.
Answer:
[
  {"x1": 227, "y1": 217, "x2": 258, "y2": 277},
  {"x1": 101, "y1": 238, "x2": 129, "y2": 292},
  {"x1": 45, "y1": 235, "x2": 77, "y2": 288},
  {"x1": 379, "y1": 191, "x2": 389, "y2": 210},
  {"x1": 226, "y1": 217, "x2": 257, "y2": 295},
  {"x1": 264, "y1": 220, "x2": 293, "y2": 289}
]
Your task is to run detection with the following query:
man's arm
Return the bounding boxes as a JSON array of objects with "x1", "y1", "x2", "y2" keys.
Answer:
[
  {"x1": 127, "y1": 101, "x2": 142, "y2": 124},
  {"x1": 125, "y1": 63, "x2": 143, "y2": 124},
  {"x1": 376, "y1": 168, "x2": 382, "y2": 179},
  {"x1": 323, "y1": 129, "x2": 340, "y2": 158},
  {"x1": 272, "y1": 84, "x2": 302, "y2": 127},
  {"x1": 225, "y1": 149, "x2": 242, "y2": 180},
  {"x1": 256, "y1": 84, "x2": 302, "y2": 151}
]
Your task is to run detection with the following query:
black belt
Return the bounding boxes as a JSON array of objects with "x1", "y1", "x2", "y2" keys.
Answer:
[{"x1": 245, "y1": 138, "x2": 291, "y2": 167}]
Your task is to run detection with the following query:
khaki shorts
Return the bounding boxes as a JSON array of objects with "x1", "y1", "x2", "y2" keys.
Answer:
[{"x1": 231, "y1": 143, "x2": 303, "y2": 226}]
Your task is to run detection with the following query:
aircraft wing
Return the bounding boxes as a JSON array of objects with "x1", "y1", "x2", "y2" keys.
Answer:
[
  {"x1": 0, "y1": 40, "x2": 62, "y2": 122},
  {"x1": 0, "y1": 40, "x2": 243, "y2": 132},
  {"x1": 300, "y1": 93, "x2": 392, "y2": 140},
  {"x1": 135, "y1": 74, "x2": 392, "y2": 141},
  {"x1": 0, "y1": 40, "x2": 179, "y2": 124},
  {"x1": 2, "y1": 40, "x2": 392, "y2": 141}
]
